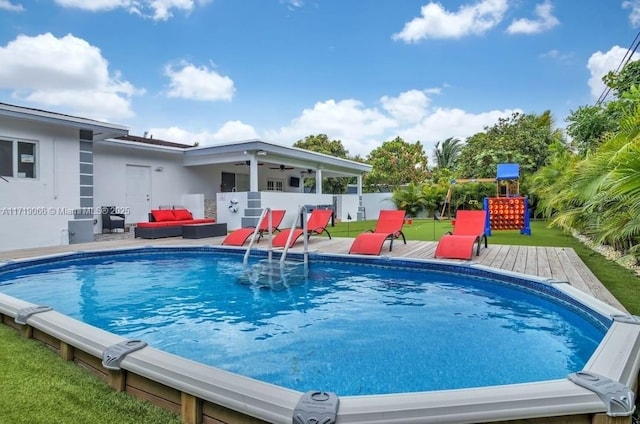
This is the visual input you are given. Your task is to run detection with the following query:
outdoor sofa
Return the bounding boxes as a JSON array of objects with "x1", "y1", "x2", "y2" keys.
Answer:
[{"x1": 134, "y1": 208, "x2": 216, "y2": 239}]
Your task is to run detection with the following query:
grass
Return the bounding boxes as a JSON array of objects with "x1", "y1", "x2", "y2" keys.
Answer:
[
  {"x1": 0, "y1": 324, "x2": 181, "y2": 424},
  {"x1": 1, "y1": 218, "x2": 638, "y2": 423}
]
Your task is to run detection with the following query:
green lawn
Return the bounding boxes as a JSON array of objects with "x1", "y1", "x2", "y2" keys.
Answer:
[
  {"x1": 0, "y1": 324, "x2": 181, "y2": 424},
  {"x1": 1, "y1": 219, "x2": 638, "y2": 423}
]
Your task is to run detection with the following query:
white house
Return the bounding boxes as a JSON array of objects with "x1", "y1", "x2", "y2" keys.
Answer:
[
  {"x1": 1, "y1": 102, "x2": 376, "y2": 252},
  {"x1": 0, "y1": 102, "x2": 128, "y2": 251}
]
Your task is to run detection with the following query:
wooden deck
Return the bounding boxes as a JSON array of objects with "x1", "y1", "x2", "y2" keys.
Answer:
[{"x1": 0, "y1": 234, "x2": 627, "y2": 313}]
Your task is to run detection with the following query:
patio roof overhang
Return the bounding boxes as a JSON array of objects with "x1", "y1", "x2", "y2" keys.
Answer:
[
  {"x1": 183, "y1": 139, "x2": 371, "y2": 178},
  {"x1": 0, "y1": 102, "x2": 129, "y2": 141}
]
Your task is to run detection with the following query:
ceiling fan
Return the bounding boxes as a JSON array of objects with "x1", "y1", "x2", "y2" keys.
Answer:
[
  {"x1": 234, "y1": 160, "x2": 263, "y2": 166},
  {"x1": 270, "y1": 164, "x2": 294, "y2": 171}
]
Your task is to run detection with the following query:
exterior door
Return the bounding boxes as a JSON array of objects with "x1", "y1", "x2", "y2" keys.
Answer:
[{"x1": 126, "y1": 165, "x2": 151, "y2": 223}]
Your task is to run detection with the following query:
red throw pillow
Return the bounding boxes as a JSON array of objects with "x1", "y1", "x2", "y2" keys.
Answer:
[
  {"x1": 173, "y1": 209, "x2": 193, "y2": 220},
  {"x1": 151, "y1": 209, "x2": 176, "y2": 222}
]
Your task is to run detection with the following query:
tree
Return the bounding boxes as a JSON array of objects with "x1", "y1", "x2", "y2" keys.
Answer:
[
  {"x1": 392, "y1": 182, "x2": 428, "y2": 217},
  {"x1": 533, "y1": 91, "x2": 640, "y2": 261},
  {"x1": 364, "y1": 137, "x2": 429, "y2": 192},
  {"x1": 565, "y1": 105, "x2": 616, "y2": 156},
  {"x1": 603, "y1": 59, "x2": 640, "y2": 98},
  {"x1": 433, "y1": 137, "x2": 462, "y2": 169},
  {"x1": 293, "y1": 134, "x2": 348, "y2": 157},
  {"x1": 293, "y1": 134, "x2": 349, "y2": 194},
  {"x1": 566, "y1": 59, "x2": 640, "y2": 156},
  {"x1": 456, "y1": 111, "x2": 564, "y2": 179}
]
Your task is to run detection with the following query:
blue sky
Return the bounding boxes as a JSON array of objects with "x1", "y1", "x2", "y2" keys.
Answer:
[{"x1": 0, "y1": 0, "x2": 638, "y2": 159}]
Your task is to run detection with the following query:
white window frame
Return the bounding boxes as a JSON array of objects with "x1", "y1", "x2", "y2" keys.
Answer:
[
  {"x1": 0, "y1": 137, "x2": 38, "y2": 179},
  {"x1": 266, "y1": 179, "x2": 284, "y2": 191}
]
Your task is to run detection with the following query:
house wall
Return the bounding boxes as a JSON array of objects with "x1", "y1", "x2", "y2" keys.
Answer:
[
  {"x1": 0, "y1": 116, "x2": 81, "y2": 251},
  {"x1": 361, "y1": 193, "x2": 397, "y2": 221},
  {"x1": 216, "y1": 191, "x2": 335, "y2": 231},
  {"x1": 215, "y1": 192, "x2": 394, "y2": 232},
  {"x1": 93, "y1": 143, "x2": 217, "y2": 228}
]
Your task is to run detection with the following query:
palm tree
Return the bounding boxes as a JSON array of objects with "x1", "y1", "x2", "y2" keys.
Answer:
[
  {"x1": 537, "y1": 93, "x2": 640, "y2": 261},
  {"x1": 433, "y1": 137, "x2": 462, "y2": 169},
  {"x1": 392, "y1": 182, "x2": 428, "y2": 218}
]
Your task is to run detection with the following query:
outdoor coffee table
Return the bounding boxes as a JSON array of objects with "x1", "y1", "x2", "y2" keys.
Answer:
[{"x1": 182, "y1": 222, "x2": 227, "y2": 239}]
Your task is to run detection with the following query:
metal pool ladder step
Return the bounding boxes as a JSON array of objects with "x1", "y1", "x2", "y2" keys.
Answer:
[{"x1": 238, "y1": 258, "x2": 308, "y2": 290}]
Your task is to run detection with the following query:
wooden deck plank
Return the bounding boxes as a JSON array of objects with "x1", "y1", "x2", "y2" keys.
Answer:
[
  {"x1": 555, "y1": 248, "x2": 592, "y2": 293},
  {"x1": 524, "y1": 247, "x2": 538, "y2": 276},
  {"x1": 485, "y1": 245, "x2": 511, "y2": 269},
  {"x1": 562, "y1": 248, "x2": 627, "y2": 312},
  {"x1": 535, "y1": 247, "x2": 553, "y2": 279},
  {"x1": 544, "y1": 247, "x2": 568, "y2": 281},
  {"x1": 510, "y1": 246, "x2": 528, "y2": 274}
]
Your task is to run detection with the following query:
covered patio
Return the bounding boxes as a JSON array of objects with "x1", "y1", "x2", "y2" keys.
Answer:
[{"x1": 182, "y1": 139, "x2": 372, "y2": 230}]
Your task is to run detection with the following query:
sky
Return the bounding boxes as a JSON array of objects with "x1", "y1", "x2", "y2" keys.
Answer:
[{"x1": 0, "y1": 0, "x2": 639, "y2": 160}]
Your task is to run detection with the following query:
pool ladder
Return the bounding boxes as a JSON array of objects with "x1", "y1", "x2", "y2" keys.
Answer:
[{"x1": 242, "y1": 206, "x2": 309, "y2": 287}]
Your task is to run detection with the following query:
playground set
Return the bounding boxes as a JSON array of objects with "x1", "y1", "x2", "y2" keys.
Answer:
[{"x1": 443, "y1": 163, "x2": 531, "y2": 236}]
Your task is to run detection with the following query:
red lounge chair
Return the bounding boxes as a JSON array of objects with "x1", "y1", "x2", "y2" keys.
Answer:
[
  {"x1": 272, "y1": 209, "x2": 333, "y2": 248},
  {"x1": 222, "y1": 209, "x2": 286, "y2": 246},
  {"x1": 349, "y1": 210, "x2": 407, "y2": 255},
  {"x1": 434, "y1": 210, "x2": 488, "y2": 260}
]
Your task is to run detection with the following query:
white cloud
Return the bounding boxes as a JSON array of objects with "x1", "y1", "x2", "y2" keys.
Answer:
[
  {"x1": 54, "y1": 0, "x2": 207, "y2": 21},
  {"x1": 398, "y1": 107, "x2": 522, "y2": 157},
  {"x1": 623, "y1": 0, "x2": 640, "y2": 27},
  {"x1": 392, "y1": 0, "x2": 508, "y2": 42},
  {"x1": 540, "y1": 49, "x2": 573, "y2": 62},
  {"x1": 147, "y1": 120, "x2": 258, "y2": 146},
  {"x1": 165, "y1": 62, "x2": 235, "y2": 101},
  {"x1": 587, "y1": 45, "x2": 640, "y2": 100},
  {"x1": 506, "y1": 0, "x2": 559, "y2": 34},
  {"x1": 208, "y1": 120, "x2": 259, "y2": 142},
  {"x1": 0, "y1": 0, "x2": 24, "y2": 11},
  {"x1": 0, "y1": 33, "x2": 141, "y2": 120},
  {"x1": 281, "y1": 0, "x2": 303, "y2": 9},
  {"x1": 380, "y1": 89, "x2": 435, "y2": 123},
  {"x1": 265, "y1": 99, "x2": 398, "y2": 156},
  {"x1": 262, "y1": 92, "x2": 519, "y2": 161},
  {"x1": 55, "y1": 0, "x2": 134, "y2": 12}
]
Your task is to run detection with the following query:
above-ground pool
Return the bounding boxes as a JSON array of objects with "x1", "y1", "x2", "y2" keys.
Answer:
[{"x1": 0, "y1": 246, "x2": 638, "y2": 424}]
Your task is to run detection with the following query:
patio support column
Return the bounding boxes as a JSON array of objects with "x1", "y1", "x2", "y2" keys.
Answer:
[
  {"x1": 357, "y1": 175, "x2": 363, "y2": 195},
  {"x1": 249, "y1": 157, "x2": 259, "y2": 192},
  {"x1": 316, "y1": 169, "x2": 323, "y2": 194}
]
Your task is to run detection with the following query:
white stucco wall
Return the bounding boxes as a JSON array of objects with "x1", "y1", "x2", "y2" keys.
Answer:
[
  {"x1": 216, "y1": 192, "x2": 335, "y2": 231},
  {"x1": 335, "y1": 195, "x2": 360, "y2": 222},
  {"x1": 215, "y1": 191, "x2": 249, "y2": 230},
  {"x1": 361, "y1": 193, "x2": 397, "y2": 221},
  {"x1": 0, "y1": 117, "x2": 81, "y2": 251}
]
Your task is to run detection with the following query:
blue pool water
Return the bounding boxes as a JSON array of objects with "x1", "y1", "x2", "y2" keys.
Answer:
[{"x1": 0, "y1": 248, "x2": 608, "y2": 396}]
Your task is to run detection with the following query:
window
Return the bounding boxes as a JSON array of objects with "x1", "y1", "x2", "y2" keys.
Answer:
[
  {"x1": 0, "y1": 139, "x2": 37, "y2": 178},
  {"x1": 266, "y1": 179, "x2": 283, "y2": 191}
]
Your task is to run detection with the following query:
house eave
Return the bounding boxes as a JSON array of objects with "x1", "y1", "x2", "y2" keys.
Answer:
[
  {"x1": 0, "y1": 102, "x2": 129, "y2": 140},
  {"x1": 185, "y1": 139, "x2": 372, "y2": 174}
]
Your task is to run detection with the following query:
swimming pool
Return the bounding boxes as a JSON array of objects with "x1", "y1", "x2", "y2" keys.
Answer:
[{"x1": 0, "y1": 246, "x2": 638, "y2": 423}]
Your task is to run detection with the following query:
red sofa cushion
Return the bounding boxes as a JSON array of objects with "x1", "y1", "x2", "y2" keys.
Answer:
[
  {"x1": 172, "y1": 209, "x2": 193, "y2": 220},
  {"x1": 151, "y1": 209, "x2": 176, "y2": 222}
]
